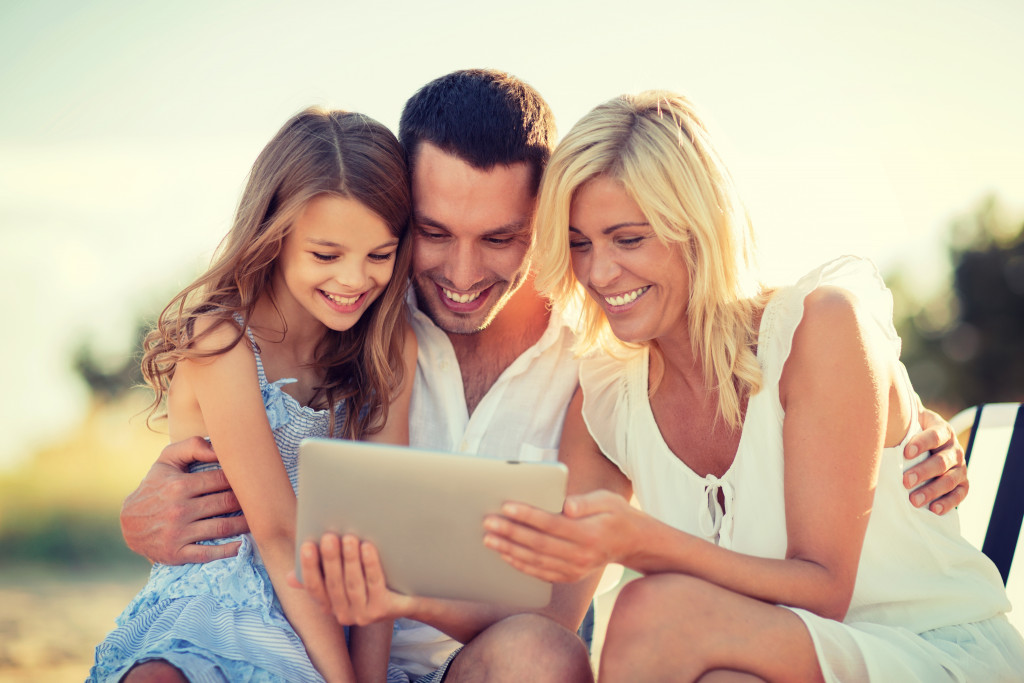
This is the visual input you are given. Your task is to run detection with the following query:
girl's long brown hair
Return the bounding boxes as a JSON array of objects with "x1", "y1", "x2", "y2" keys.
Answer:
[{"x1": 142, "y1": 107, "x2": 412, "y2": 439}]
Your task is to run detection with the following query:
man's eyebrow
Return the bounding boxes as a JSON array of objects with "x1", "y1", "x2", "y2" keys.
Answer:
[
  {"x1": 414, "y1": 214, "x2": 449, "y2": 231},
  {"x1": 415, "y1": 213, "x2": 531, "y2": 236}
]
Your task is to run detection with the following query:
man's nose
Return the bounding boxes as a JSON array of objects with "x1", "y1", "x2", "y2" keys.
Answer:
[{"x1": 445, "y1": 240, "x2": 485, "y2": 290}]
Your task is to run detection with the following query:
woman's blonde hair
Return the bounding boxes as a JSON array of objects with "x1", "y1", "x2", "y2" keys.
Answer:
[
  {"x1": 534, "y1": 91, "x2": 766, "y2": 429},
  {"x1": 142, "y1": 107, "x2": 412, "y2": 439}
]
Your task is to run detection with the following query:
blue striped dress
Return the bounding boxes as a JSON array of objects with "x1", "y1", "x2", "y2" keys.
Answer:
[{"x1": 89, "y1": 333, "x2": 408, "y2": 682}]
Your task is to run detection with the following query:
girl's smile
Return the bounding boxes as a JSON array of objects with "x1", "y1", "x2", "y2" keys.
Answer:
[{"x1": 319, "y1": 288, "x2": 369, "y2": 313}]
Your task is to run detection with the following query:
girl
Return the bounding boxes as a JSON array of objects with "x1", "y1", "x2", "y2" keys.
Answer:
[
  {"x1": 90, "y1": 107, "x2": 416, "y2": 683},
  {"x1": 486, "y1": 92, "x2": 1024, "y2": 681}
]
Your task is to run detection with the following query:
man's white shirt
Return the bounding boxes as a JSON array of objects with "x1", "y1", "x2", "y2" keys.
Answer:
[{"x1": 390, "y1": 290, "x2": 581, "y2": 677}]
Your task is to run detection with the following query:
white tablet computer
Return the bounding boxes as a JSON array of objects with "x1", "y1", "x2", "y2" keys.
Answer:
[{"x1": 294, "y1": 438, "x2": 569, "y2": 608}]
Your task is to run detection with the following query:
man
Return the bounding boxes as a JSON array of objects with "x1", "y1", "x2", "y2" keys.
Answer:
[{"x1": 121, "y1": 69, "x2": 969, "y2": 683}]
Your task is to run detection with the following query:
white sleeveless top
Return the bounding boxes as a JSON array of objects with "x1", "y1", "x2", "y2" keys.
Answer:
[{"x1": 580, "y1": 256, "x2": 1021, "y2": 680}]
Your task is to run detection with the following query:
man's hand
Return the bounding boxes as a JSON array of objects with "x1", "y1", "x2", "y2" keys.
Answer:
[
  {"x1": 904, "y1": 407, "x2": 969, "y2": 515},
  {"x1": 289, "y1": 534, "x2": 418, "y2": 627},
  {"x1": 120, "y1": 436, "x2": 248, "y2": 564}
]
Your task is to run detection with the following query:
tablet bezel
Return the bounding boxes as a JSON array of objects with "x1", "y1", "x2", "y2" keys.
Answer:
[{"x1": 295, "y1": 438, "x2": 568, "y2": 607}]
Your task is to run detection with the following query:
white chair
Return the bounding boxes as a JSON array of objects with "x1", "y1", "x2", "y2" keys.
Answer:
[{"x1": 949, "y1": 402, "x2": 1024, "y2": 632}]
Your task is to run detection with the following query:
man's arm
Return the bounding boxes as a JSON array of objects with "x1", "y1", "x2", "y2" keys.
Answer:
[
  {"x1": 121, "y1": 436, "x2": 248, "y2": 564},
  {"x1": 903, "y1": 402, "x2": 969, "y2": 515}
]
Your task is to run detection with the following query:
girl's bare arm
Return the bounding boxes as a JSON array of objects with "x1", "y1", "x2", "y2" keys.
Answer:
[{"x1": 177, "y1": 322, "x2": 355, "y2": 683}]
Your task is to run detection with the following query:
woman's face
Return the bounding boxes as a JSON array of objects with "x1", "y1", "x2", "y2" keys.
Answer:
[{"x1": 568, "y1": 175, "x2": 690, "y2": 344}]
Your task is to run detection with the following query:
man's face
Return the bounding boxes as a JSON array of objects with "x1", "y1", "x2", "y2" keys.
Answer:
[{"x1": 410, "y1": 142, "x2": 536, "y2": 335}]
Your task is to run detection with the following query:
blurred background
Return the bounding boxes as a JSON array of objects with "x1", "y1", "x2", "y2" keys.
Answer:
[{"x1": 1, "y1": 0, "x2": 1022, "y2": 679}]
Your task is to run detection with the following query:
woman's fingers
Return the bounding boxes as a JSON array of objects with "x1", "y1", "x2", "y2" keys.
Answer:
[
  {"x1": 484, "y1": 527, "x2": 591, "y2": 583},
  {"x1": 484, "y1": 504, "x2": 612, "y2": 582}
]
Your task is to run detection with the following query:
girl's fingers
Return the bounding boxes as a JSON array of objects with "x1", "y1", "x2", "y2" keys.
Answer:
[
  {"x1": 298, "y1": 540, "x2": 330, "y2": 610},
  {"x1": 319, "y1": 533, "x2": 353, "y2": 621},
  {"x1": 341, "y1": 535, "x2": 368, "y2": 610},
  {"x1": 360, "y1": 542, "x2": 387, "y2": 594}
]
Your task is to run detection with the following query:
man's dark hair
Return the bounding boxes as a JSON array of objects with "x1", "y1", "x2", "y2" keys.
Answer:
[{"x1": 399, "y1": 69, "x2": 556, "y2": 194}]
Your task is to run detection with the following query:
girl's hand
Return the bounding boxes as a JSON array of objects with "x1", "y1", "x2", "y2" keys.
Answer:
[
  {"x1": 483, "y1": 489, "x2": 641, "y2": 583},
  {"x1": 290, "y1": 534, "x2": 418, "y2": 627}
]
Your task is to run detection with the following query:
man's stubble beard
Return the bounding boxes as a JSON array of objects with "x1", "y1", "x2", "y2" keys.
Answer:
[{"x1": 412, "y1": 268, "x2": 529, "y2": 336}]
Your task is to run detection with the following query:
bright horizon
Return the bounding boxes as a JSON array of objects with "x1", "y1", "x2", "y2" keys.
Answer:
[{"x1": 2, "y1": 0, "x2": 1023, "y2": 467}]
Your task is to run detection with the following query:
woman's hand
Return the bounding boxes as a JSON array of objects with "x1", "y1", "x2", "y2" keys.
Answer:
[{"x1": 483, "y1": 489, "x2": 642, "y2": 583}]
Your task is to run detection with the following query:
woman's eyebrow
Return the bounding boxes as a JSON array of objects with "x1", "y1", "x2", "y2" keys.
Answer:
[{"x1": 568, "y1": 222, "x2": 650, "y2": 235}]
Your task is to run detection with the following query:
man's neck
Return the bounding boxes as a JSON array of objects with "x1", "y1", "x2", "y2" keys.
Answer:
[{"x1": 448, "y1": 278, "x2": 551, "y2": 415}]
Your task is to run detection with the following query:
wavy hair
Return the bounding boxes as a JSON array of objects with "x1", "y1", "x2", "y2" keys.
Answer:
[
  {"x1": 533, "y1": 91, "x2": 767, "y2": 429},
  {"x1": 142, "y1": 107, "x2": 412, "y2": 439}
]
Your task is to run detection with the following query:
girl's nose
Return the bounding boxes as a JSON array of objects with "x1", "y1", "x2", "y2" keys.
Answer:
[{"x1": 333, "y1": 259, "x2": 368, "y2": 291}]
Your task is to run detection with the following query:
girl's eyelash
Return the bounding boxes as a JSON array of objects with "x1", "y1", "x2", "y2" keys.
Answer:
[
  {"x1": 312, "y1": 252, "x2": 335, "y2": 262},
  {"x1": 369, "y1": 252, "x2": 395, "y2": 262}
]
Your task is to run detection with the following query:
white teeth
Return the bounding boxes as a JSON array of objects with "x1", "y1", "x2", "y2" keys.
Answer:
[
  {"x1": 323, "y1": 291, "x2": 360, "y2": 306},
  {"x1": 443, "y1": 288, "x2": 482, "y2": 304},
  {"x1": 604, "y1": 286, "x2": 649, "y2": 307}
]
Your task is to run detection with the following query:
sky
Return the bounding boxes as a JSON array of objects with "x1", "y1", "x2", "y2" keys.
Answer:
[{"x1": 1, "y1": 0, "x2": 1022, "y2": 468}]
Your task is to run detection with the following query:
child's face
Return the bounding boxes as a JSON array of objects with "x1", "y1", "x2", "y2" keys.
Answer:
[{"x1": 274, "y1": 194, "x2": 399, "y2": 333}]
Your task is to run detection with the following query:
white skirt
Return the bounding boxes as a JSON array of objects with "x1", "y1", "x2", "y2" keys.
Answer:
[{"x1": 788, "y1": 609, "x2": 1024, "y2": 682}]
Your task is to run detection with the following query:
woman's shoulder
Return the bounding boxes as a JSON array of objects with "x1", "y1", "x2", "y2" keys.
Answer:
[
  {"x1": 579, "y1": 346, "x2": 644, "y2": 396},
  {"x1": 762, "y1": 257, "x2": 900, "y2": 358},
  {"x1": 579, "y1": 346, "x2": 646, "y2": 440}
]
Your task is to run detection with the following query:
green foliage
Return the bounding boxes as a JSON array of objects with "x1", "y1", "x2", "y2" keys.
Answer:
[
  {"x1": 0, "y1": 394, "x2": 166, "y2": 570},
  {"x1": 71, "y1": 319, "x2": 150, "y2": 402},
  {"x1": 0, "y1": 508, "x2": 149, "y2": 570},
  {"x1": 895, "y1": 197, "x2": 1024, "y2": 411}
]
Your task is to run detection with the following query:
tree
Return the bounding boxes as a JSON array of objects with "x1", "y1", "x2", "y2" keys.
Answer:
[{"x1": 893, "y1": 197, "x2": 1024, "y2": 412}]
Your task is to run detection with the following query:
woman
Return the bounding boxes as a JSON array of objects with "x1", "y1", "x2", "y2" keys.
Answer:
[{"x1": 483, "y1": 91, "x2": 1024, "y2": 681}]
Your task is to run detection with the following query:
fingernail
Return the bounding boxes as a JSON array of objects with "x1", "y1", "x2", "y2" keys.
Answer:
[
  {"x1": 906, "y1": 472, "x2": 918, "y2": 488},
  {"x1": 483, "y1": 517, "x2": 497, "y2": 531},
  {"x1": 905, "y1": 445, "x2": 918, "y2": 459},
  {"x1": 912, "y1": 492, "x2": 925, "y2": 507},
  {"x1": 932, "y1": 504, "x2": 944, "y2": 515},
  {"x1": 502, "y1": 503, "x2": 519, "y2": 516},
  {"x1": 483, "y1": 534, "x2": 497, "y2": 549}
]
